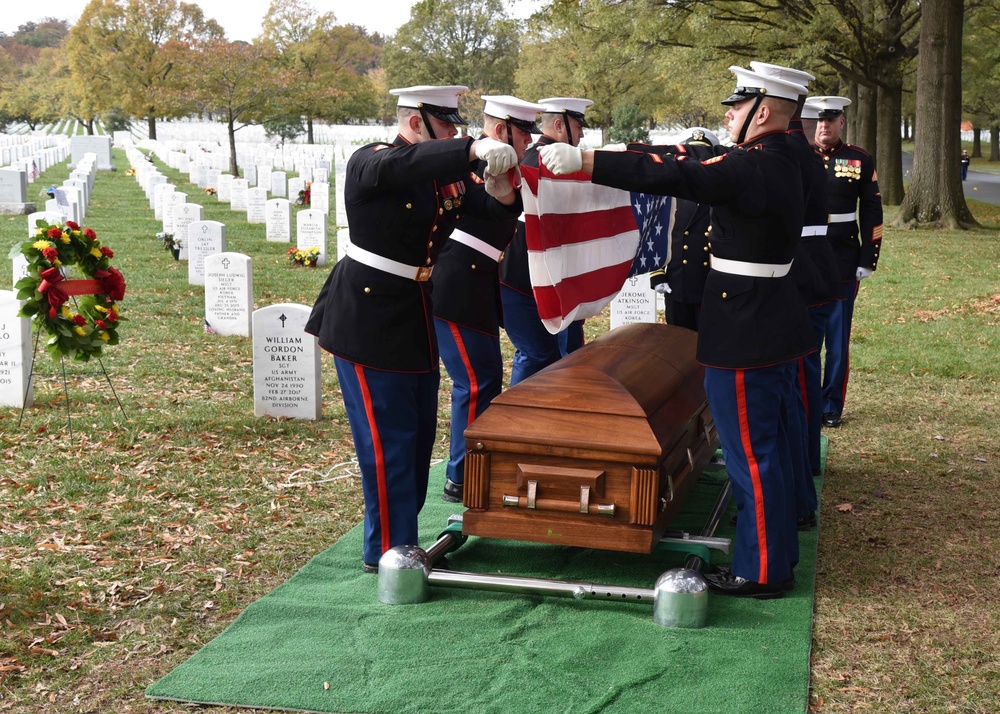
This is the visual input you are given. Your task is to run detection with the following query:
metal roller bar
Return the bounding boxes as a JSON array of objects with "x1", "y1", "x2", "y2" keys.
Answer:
[{"x1": 427, "y1": 569, "x2": 655, "y2": 603}]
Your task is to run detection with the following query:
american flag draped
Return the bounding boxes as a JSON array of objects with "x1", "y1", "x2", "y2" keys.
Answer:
[{"x1": 520, "y1": 159, "x2": 674, "y2": 334}]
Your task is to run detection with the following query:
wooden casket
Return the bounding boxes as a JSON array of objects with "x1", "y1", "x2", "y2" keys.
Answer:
[{"x1": 461, "y1": 323, "x2": 719, "y2": 554}]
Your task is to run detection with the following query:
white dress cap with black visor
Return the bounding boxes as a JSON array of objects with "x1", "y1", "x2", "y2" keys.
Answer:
[
  {"x1": 538, "y1": 97, "x2": 594, "y2": 146},
  {"x1": 482, "y1": 95, "x2": 548, "y2": 135},
  {"x1": 723, "y1": 66, "x2": 808, "y2": 144},
  {"x1": 390, "y1": 85, "x2": 469, "y2": 138},
  {"x1": 803, "y1": 95, "x2": 852, "y2": 119}
]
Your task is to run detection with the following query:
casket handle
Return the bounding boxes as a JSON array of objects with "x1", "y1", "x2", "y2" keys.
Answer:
[{"x1": 502, "y1": 488, "x2": 615, "y2": 517}]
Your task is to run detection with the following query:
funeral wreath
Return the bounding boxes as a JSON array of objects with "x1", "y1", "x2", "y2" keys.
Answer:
[{"x1": 12, "y1": 221, "x2": 126, "y2": 362}]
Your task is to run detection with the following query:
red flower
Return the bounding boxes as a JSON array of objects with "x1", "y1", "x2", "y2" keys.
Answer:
[
  {"x1": 96, "y1": 267, "x2": 126, "y2": 302},
  {"x1": 107, "y1": 308, "x2": 119, "y2": 322},
  {"x1": 95, "y1": 319, "x2": 107, "y2": 330},
  {"x1": 85, "y1": 228, "x2": 97, "y2": 240},
  {"x1": 66, "y1": 221, "x2": 80, "y2": 230},
  {"x1": 101, "y1": 246, "x2": 114, "y2": 258},
  {"x1": 47, "y1": 227, "x2": 63, "y2": 239},
  {"x1": 42, "y1": 247, "x2": 59, "y2": 262},
  {"x1": 72, "y1": 314, "x2": 87, "y2": 326}
]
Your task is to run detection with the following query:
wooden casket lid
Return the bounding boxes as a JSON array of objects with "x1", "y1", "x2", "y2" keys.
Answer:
[{"x1": 467, "y1": 323, "x2": 705, "y2": 457}]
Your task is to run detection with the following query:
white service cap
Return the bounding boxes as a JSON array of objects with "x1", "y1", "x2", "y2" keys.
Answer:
[
  {"x1": 537, "y1": 97, "x2": 594, "y2": 127},
  {"x1": 722, "y1": 66, "x2": 808, "y2": 105},
  {"x1": 750, "y1": 61, "x2": 815, "y2": 89},
  {"x1": 389, "y1": 85, "x2": 470, "y2": 124},
  {"x1": 482, "y1": 95, "x2": 547, "y2": 133},
  {"x1": 804, "y1": 96, "x2": 852, "y2": 118},
  {"x1": 682, "y1": 127, "x2": 721, "y2": 146}
]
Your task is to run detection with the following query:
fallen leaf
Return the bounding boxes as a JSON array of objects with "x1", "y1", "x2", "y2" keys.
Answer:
[
  {"x1": 324, "y1": 681, "x2": 330, "y2": 690},
  {"x1": 836, "y1": 503, "x2": 853, "y2": 513}
]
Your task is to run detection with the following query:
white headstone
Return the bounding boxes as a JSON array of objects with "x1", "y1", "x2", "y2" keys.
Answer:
[
  {"x1": 0, "y1": 169, "x2": 28, "y2": 204},
  {"x1": 0, "y1": 290, "x2": 33, "y2": 408},
  {"x1": 246, "y1": 187, "x2": 268, "y2": 224},
  {"x1": 610, "y1": 274, "x2": 658, "y2": 330},
  {"x1": 187, "y1": 220, "x2": 226, "y2": 286},
  {"x1": 44, "y1": 199, "x2": 66, "y2": 219},
  {"x1": 257, "y1": 166, "x2": 273, "y2": 195},
  {"x1": 70, "y1": 136, "x2": 113, "y2": 170},
  {"x1": 287, "y1": 177, "x2": 306, "y2": 202},
  {"x1": 172, "y1": 201, "x2": 203, "y2": 260},
  {"x1": 204, "y1": 252, "x2": 252, "y2": 337},
  {"x1": 12, "y1": 255, "x2": 29, "y2": 289},
  {"x1": 270, "y1": 171, "x2": 287, "y2": 198},
  {"x1": 252, "y1": 303, "x2": 321, "y2": 420},
  {"x1": 266, "y1": 198, "x2": 291, "y2": 242},
  {"x1": 154, "y1": 183, "x2": 176, "y2": 220},
  {"x1": 334, "y1": 155, "x2": 349, "y2": 227},
  {"x1": 296, "y1": 209, "x2": 328, "y2": 266},
  {"x1": 310, "y1": 181, "x2": 330, "y2": 215},
  {"x1": 217, "y1": 174, "x2": 233, "y2": 202},
  {"x1": 313, "y1": 167, "x2": 329, "y2": 184},
  {"x1": 230, "y1": 179, "x2": 249, "y2": 211},
  {"x1": 243, "y1": 164, "x2": 257, "y2": 187},
  {"x1": 336, "y1": 228, "x2": 351, "y2": 264},
  {"x1": 27, "y1": 211, "x2": 65, "y2": 237},
  {"x1": 163, "y1": 192, "x2": 188, "y2": 236}
]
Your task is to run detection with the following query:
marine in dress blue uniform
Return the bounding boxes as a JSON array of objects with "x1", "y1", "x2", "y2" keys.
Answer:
[
  {"x1": 499, "y1": 97, "x2": 593, "y2": 386},
  {"x1": 305, "y1": 85, "x2": 521, "y2": 571},
  {"x1": 807, "y1": 96, "x2": 884, "y2": 428},
  {"x1": 432, "y1": 95, "x2": 545, "y2": 503},
  {"x1": 542, "y1": 66, "x2": 816, "y2": 599}
]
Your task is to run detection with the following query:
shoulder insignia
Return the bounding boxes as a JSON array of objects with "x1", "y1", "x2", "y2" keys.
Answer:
[
  {"x1": 469, "y1": 172, "x2": 485, "y2": 184},
  {"x1": 372, "y1": 143, "x2": 393, "y2": 152},
  {"x1": 649, "y1": 154, "x2": 663, "y2": 164},
  {"x1": 702, "y1": 155, "x2": 726, "y2": 165}
]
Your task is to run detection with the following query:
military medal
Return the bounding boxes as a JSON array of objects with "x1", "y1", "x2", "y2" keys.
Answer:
[{"x1": 440, "y1": 181, "x2": 465, "y2": 210}]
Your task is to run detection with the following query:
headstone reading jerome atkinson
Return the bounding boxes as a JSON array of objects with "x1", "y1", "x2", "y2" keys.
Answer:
[
  {"x1": 252, "y1": 303, "x2": 321, "y2": 420},
  {"x1": 610, "y1": 274, "x2": 659, "y2": 331},
  {"x1": 204, "y1": 252, "x2": 252, "y2": 337},
  {"x1": 0, "y1": 290, "x2": 33, "y2": 408},
  {"x1": 296, "y1": 209, "x2": 328, "y2": 266},
  {"x1": 265, "y1": 198, "x2": 291, "y2": 242},
  {"x1": 187, "y1": 221, "x2": 226, "y2": 287}
]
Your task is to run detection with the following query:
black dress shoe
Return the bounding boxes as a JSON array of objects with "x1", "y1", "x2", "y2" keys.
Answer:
[
  {"x1": 704, "y1": 570, "x2": 785, "y2": 599},
  {"x1": 797, "y1": 512, "x2": 817, "y2": 531},
  {"x1": 442, "y1": 479, "x2": 464, "y2": 503},
  {"x1": 361, "y1": 561, "x2": 379, "y2": 574},
  {"x1": 821, "y1": 412, "x2": 842, "y2": 428}
]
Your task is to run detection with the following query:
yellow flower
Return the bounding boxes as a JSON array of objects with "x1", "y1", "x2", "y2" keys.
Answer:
[
  {"x1": 32, "y1": 240, "x2": 51, "y2": 250},
  {"x1": 60, "y1": 232, "x2": 71, "y2": 244},
  {"x1": 94, "y1": 305, "x2": 107, "y2": 313},
  {"x1": 61, "y1": 305, "x2": 72, "y2": 317},
  {"x1": 53, "y1": 259, "x2": 62, "y2": 266},
  {"x1": 99, "y1": 332, "x2": 110, "y2": 342},
  {"x1": 90, "y1": 247, "x2": 103, "y2": 259},
  {"x1": 74, "y1": 326, "x2": 86, "y2": 336}
]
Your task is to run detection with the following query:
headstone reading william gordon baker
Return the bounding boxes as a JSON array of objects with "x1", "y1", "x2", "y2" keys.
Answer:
[
  {"x1": 187, "y1": 221, "x2": 226, "y2": 287},
  {"x1": 610, "y1": 274, "x2": 658, "y2": 331},
  {"x1": 230, "y1": 178, "x2": 249, "y2": 212},
  {"x1": 172, "y1": 201, "x2": 202, "y2": 261},
  {"x1": 246, "y1": 187, "x2": 268, "y2": 225},
  {"x1": 204, "y1": 252, "x2": 252, "y2": 337},
  {"x1": 296, "y1": 209, "x2": 328, "y2": 267},
  {"x1": 252, "y1": 303, "x2": 321, "y2": 420},
  {"x1": 265, "y1": 198, "x2": 291, "y2": 243},
  {"x1": 310, "y1": 181, "x2": 330, "y2": 215},
  {"x1": 0, "y1": 290, "x2": 33, "y2": 408}
]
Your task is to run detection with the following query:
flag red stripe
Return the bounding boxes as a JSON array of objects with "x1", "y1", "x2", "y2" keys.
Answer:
[
  {"x1": 533, "y1": 261, "x2": 634, "y2": 321},
  {"x1": 525, "y1": 205, "x2": 637, "y2": 250}
]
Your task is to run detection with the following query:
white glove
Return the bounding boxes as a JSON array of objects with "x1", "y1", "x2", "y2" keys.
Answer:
[
  {"x1": 484, "y1": 170, "x2": 514, "y2": 199},
  {"x1": 856, "y1": 267, "x2": 874, "y2": 281},
  {"x1": 601, "y1": 143, "x2": 627, "y2": 152},
  {"x1": 474, "y1": 137, "x2": 518, "y2": 176},
  {"x1": 653, "y1": 282, "x2": 672, "y2": 294},
  {"x1": 539, "y1": 143, "x2": 583, "y2": 175}
]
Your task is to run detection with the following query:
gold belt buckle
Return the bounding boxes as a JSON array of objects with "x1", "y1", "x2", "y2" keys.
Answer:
[{"x1": 415, "y1": 266, "x2": 432, "y2": 282}]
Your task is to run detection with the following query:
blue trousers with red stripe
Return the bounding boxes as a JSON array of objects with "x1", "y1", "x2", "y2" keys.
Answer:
[
  {"x1": 706, "y1": 363, "x2": 798, "y2": 584},
  {"x1": 335, "y1": 357, "x2": 440, "y2": 566},
  {"x1": 435, "y1": 318, "x2": 504, "y2": 486},
  {"x1": 791, "y1": 358, "x2": 818, "y2": 519},
  {"x1": 803, "y1": 301, "x2": 835, "y2": 473},
  {"x1": 500, "y1": 285, "x2": 584, "y2": 386},
  {"x1": 822, "y1": 281, "x2": 859, "y2": 416}
]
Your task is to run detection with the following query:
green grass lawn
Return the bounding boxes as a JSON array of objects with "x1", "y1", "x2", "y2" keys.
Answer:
[{"x1": 1, "y1": 150, "x2": 998, "y2": 713}]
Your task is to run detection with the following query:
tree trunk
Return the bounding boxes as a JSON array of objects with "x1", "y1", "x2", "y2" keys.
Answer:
[
  {"x1": 893, "y1": 0, "x2": 976, "y2": 229},
  {"x1": 876, "y1": 82, "x2": 903, "y2": 205},
  {"x1": 902, "y1": 116, "x2": 911, "y2": 141},
  {"x1": 307, "y1": 117, "x2": 315, "y2": 145},
  {"x1": 147, "y1": 115, "x2": 157, "y2": 141},
  {"x1": 855, "y1": 84, "x2": 878, "y2": 160},
  {"x1": 85, "y1": 119, "x2": 94, "y2": 135},
  {"x1": 972, "y1": 124, "x2": 982, "y2": 157},
  {"x1": 229, "y1": 116, "x2": 240, "y2": 177},
  {"x1": 846, "y1": 80, "x2": 859, "y2": 143},
  {"x1": 990, "y1": 126, "x2": 999, "y2": 162}
]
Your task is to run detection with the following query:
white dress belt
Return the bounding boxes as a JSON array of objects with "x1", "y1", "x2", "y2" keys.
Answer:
[
  {"x1": 711, "y1": 256, "x2": 793, "y2": 278},
  {"x1": 449, "y1": 228, "x2": 503, "y2": 262},
  {"x1": 801, "y1": 225, "x2": 829, "y2": 237},
  {"x1": 347, "y1": 243, "x2": 433, "y2": 282},
  {"x1": 829, "y1": 211, "x2": 857, "y2": 223}
]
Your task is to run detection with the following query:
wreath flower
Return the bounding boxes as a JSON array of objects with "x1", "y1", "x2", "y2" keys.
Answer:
[
  {"x1": 12, "y1": 221, "x2": 125, "y2": 362},
  {"x1": 295, "y1": 182, "x2": 312, "y2": 207},
  {"x1": 288, "y1": 246, "x2": 320, "y2": 267}
]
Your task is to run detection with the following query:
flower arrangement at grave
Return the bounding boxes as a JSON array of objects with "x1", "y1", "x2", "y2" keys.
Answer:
[
  {"x1": 125, "y1": 167, "x2": 137, "y2": 177},
  {"x1": 157, "y1": 231, "x2": 182, "y2": 253},
  {"x1": 288, "y1": 246, "x2": 320, "y2": 267},
  {"x1": 295, "y1": 182, "x2": 312, "y2": 207},
  {"x1": 12, "y1": 221, "x2": 125, "y2": 362},
  {"x1": 204, "y1": 187, "x2": 217, "y2": 196}
]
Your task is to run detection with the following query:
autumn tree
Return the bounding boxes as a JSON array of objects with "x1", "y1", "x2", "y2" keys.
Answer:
[
  {"x1": 962, "y1": 2, "x2": 1000, "y2": 162},
  {"x1": 892, "y1": 0, "x2": 976, "y2": 229},
  {"x1": 66, "y1": 0, "x2": 224, "y2": 140},
  {"x1": 383, "y1": 0, "x2": 519, "y2": 99},
  {"x1": 187, "y1": 40, "x2": 287, "y2": 176}
]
